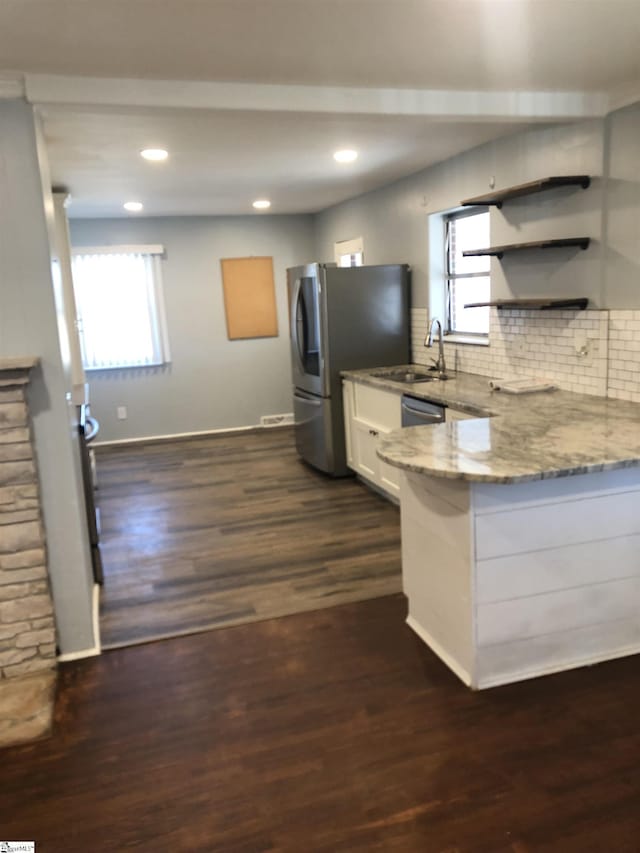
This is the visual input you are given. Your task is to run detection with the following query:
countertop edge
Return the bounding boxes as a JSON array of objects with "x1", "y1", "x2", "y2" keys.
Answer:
[
  {"x1": 342, "y1": 366, "x2": 640, "y2": 484},
  {"x1": 376, "y1": 448, "x2": 640, "y2": 485}
]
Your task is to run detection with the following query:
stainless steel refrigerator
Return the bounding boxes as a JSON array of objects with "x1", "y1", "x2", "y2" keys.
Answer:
[{"x1": 287, "y1": 262, "x2": 410, "y2": 476}]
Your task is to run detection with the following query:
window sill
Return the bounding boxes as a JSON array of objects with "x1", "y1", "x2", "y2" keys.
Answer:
[
  {"x1": 444, "y1": 334, "x2": 489, "y2": 347},
  {"x1": 84, "y1": 361, "x2": 169, "y2": 372}
]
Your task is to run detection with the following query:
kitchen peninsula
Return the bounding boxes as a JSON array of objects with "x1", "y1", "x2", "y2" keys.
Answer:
[{"x1": 345, "y1": 369, "x2": 640, "y2": 689}]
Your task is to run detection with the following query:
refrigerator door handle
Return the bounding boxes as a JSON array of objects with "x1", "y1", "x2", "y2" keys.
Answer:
[{"x1": 290, "y1": 277, "x2": 306, "y2": 376}]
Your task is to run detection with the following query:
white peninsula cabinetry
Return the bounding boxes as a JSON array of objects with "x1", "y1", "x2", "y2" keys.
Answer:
[
  {"x1": 374, "y1": 369, "x2": 640, "y2": 691},
  {"x1": 401, "y1": 467, "x2": 640, "y2": 689},
  {"x1": 342, "y1": 379, "x2": 402, "y2": 500}
]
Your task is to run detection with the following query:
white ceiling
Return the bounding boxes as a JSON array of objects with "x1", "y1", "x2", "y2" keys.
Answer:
[
  {"x1": 2, "y1": 0, "x2": 640, "y2": 92},
  {"x1": 41, "y1": 105, "x2": 526, "y2": 217},
  {"x1": 1, "y1": 0, "x2": 638, "y2": 218}
]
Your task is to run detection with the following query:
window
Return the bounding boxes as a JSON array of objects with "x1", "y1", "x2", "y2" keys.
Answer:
[
  {"x1": 71, "y1": 246, "x2": 170, "y2": 370},
  {"x1": 334, "y1": 236, "x2": 364, "y2": 267},
  {"x1": 445, "y1": 208, "x2": 490, "y2": 338}
]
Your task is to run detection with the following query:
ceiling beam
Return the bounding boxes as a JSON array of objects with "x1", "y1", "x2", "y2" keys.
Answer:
[{"x1": 25, "y1": 74, "x2": 610, "y2": 123}]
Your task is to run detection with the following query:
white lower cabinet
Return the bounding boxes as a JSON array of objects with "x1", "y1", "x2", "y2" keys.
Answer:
[
  {"x1": 352, "y1": 418, "x2": 381, "y2": 481},
  {"x1": 343, "y1": 379, "x2": 401, "y2": 501},
  {"x1": 402, "y1": 467, "x2": 640, "y2": 689}
]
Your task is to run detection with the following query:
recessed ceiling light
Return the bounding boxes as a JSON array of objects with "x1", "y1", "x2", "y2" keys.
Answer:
[
  {"x1": 252, "y1": 199, "x2": 271, "y2": 210},
  {"x1": 123, "y1": 201, "x2": 143, "y2": 212},
  {"x1": 140, "y1": 148, "x2": 169, "y2": 162},
  {"x1": 334, "y1": 149, "x2": 358, "y2": 163}
]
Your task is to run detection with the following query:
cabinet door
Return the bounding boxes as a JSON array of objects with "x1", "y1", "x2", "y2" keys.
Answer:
[
  {"x1": 379, "y1": 454, "x2": 401, "y2": 497},
  {"x1": 344, "y1": 379, "x2": 402, "y2": 498},
  {"x1": 352, "y1": 418, "x2": 381, "y2": 482}
]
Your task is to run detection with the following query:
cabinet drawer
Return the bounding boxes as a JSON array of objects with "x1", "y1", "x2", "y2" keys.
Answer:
[{"x1": 353, "y1": 383, "x2": 401, "y2": 430}]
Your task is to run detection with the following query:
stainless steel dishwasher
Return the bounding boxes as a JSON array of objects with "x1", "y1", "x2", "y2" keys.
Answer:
[{"x1": 401, "y1": 394, "x2": 446, "y2": 427}]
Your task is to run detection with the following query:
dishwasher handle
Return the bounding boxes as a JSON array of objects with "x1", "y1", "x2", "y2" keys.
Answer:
[{"x1": 401, "y1": 395, "x2": 446, "y2": 426}]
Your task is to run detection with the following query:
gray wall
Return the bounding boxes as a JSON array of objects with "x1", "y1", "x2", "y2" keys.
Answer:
[
  {"x1": 70, "y1": 215, "x2": 315, "y2": 441},
  {"x1": 0, "y1": 100, "x2": 95, "y2": 655},
  {"x1": 602, "y1": 102, "x2": 640, "y2": 309},
  {"x1": 315, "y1": 105, "x2": 640, "y2": 311}
]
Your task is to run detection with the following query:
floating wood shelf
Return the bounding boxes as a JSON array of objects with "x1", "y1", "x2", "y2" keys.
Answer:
[
  {"x1": 464, "y1": 298, "x2": 589, "y2": 311},
  {"x1": 463, "y1": 237, "x2": 590, "y2": 260},
  {"x1": 461, "y1": 175, "x2": 591, "y2": 208}
]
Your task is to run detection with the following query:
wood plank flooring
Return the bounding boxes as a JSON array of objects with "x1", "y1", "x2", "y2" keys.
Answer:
[
  {"x1": 96, "y1": 427, "x2": 401, "y2": 648},
  {"x1": 2, "y1": 595, "x2": 640, "y2": 851}
]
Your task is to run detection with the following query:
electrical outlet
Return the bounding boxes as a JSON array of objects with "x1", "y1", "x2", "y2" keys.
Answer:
[
  {"x1": 574, "y1": 330, "x2": 592, "y2": 358},
  {"x1": 117, "y1": 406, "x2": 127, "y2": 420},
  {"x1": 574, "y1": 330, "x2": 587, "y2": 353},
  {"x1": 573, "y1": 330, "x2": 595, "y2": 365}
]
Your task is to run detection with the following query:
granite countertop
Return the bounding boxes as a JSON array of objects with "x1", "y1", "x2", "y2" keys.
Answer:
[{"x1": 341, "y1": 367, "x2": 640, "y2": 484}]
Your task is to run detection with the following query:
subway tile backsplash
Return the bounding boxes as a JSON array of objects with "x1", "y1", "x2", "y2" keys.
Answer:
[
  {"x1": 411, "y1": 307, "x2": 640, "y2": 402},
  {"x1": 608, "y1": 311, "x2": 640, "y2": 404}
]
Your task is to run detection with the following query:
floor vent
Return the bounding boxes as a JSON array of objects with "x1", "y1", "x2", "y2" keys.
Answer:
[{"x1": 260, "y1": 413, "x2": 294, "y2": 427}]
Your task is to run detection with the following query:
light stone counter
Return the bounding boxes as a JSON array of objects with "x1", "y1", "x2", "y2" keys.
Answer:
[
  {"x1": 342, "y1": 367, "x2": 640, "y2": 689},
  {"x1": 341, "y1": 367, "x2": 640, "y2": 484}
]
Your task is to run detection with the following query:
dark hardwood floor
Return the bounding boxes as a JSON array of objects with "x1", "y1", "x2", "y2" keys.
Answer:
[
  {"x1": 95, "y1": 427, "x2": 401, "y2": 648},
  {"x1": 2, "y1": 595, "x2": 640, "y2": 851}
]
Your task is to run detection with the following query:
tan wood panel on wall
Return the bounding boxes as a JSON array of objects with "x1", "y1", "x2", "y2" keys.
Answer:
[{"x1": 220, "y1": 256, "x2": 279, "y2": 340}]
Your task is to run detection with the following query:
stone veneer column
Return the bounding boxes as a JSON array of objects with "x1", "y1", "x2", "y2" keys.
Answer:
[{"x1": 0, "y1": 358, "x2": 57, "y2": 747}]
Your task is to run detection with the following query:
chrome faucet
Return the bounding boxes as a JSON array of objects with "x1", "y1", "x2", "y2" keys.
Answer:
[{"x1": 425, "y1": 318, "x2": 447, "y2": 379}]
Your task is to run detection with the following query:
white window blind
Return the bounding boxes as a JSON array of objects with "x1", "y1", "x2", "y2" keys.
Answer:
[{"x1": 71, "y1": 248, "x2": 170, "y2": 370}]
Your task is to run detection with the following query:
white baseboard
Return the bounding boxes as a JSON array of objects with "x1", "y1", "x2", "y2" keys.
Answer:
[
  {"x1": 57, "y1": 584, "x2": 102, "y2": 662},
  {"x1": 93, "y1": 421, "x2": 290, "y2": 448},
  {"x1": 58, "y1": 646, "x2": 101, "y2": 662},
  {"x1": 477, "y1": 642, "x2": 640, "y2": 690},
  {"x1": 92, "y1": 582, "x2": 101, "y2": 653}
]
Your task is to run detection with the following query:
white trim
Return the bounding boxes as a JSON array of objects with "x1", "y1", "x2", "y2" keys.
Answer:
[
  {"x1": 0, "y1": 73, "x2": 25, "y2": 99},
  {"x1": 57, "y1": 584, "x2": 102, "y2": 661},
  {"x1": 92, "y1": 583, "x2": 101, "y2": 653},
  {"x1": 24, "y1": 74, "x2": 611, "y2": 121},
  {"x1": 406, "y1": 615, "x2": 474, "y2": 688},
  {"x1": 92, "y1": 422, "x2": 287, "y2": 448},
  {"x1": 84, "y1": 361, "x2": 168, "y2": 372},
  {"x1": 71, "y1": 244, "x2": 164, "y2": 256},
  {"x1": 444, "y1": 334, "x2": 489, "y2": 347},
  {"x1": 58, "y1": 646, "x2": 101, "y2": 662}
]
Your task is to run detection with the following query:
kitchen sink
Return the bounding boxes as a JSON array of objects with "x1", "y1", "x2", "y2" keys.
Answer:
[{"x1": 371, "y1": 369, "x2": 448, "y2": 384}]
